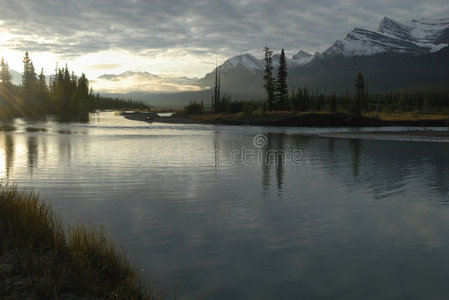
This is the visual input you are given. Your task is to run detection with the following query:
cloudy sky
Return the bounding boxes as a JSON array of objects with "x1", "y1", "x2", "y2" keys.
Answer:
[{"x1": 0, "y1": 0, "x2": 447, "y2": 92}]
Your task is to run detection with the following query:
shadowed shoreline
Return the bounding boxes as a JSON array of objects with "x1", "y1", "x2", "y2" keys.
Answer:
[{"x1": 122, "y1": 111, "x2": 449, "y2": 143}]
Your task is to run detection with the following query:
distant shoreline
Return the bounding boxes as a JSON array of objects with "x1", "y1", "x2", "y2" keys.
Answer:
[
  {"x1": 122, "y1": 111, "x2": 449, "y2": 143},
  {"x1": 309, "y1": 130, "x2": 449, "y2": 143},
  {"x1": 123, "y1": 111, "x2": 449, "y2": 127}
]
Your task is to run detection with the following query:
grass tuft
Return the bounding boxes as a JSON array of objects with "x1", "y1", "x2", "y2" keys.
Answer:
[{"x1": 0, "y1": 184, "x2": 165, "y2": 299}]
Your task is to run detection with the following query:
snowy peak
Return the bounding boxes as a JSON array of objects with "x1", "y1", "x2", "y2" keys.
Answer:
[
  {"x1": 219, "y1": 51, "x2": 316, "y2": 74},
  {"x1": 378, "y1": 17, "x2": 413, "y2": 41},
  {"x1": 379, "y1": 16, "x2": 449, "y2": 44},
  {"x1": 292, "y1": 50, "x2": 312, "y2": 60},
  {"x1": 409, "y1": 17, "x2": 449, "y2": 44},
  {"x1": 221, "y1": 53, "x2": 265, "y2": 73},
  {"x1": 326, "y1": 27, "x2": 431, "y2": 56},
  {"x1": 324, "y1": 15, "x2": 449, "y2": 57}
]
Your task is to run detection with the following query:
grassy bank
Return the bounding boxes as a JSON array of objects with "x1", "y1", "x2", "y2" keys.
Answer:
[
  {"x1": 166, "y1": 111, "x2": 449, "y2": 127},
  {"x1": 0, "y1": 185, "x2": 164, "y2": 299}
]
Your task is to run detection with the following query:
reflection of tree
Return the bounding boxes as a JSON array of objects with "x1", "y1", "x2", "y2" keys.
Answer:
[
  {"x1": 55, "y1": 112, "x2": 90, "y2": 123},
  {"x1": 261, "y1": 133, "x2": 285, "y2": 195},
  {"x1": 262, "y1": 157, "x2": 270, "y2": 192},
  {"x1": 349, "y1": 139, "x2": 362, "y2": 177},
  {"x1": 27, "y1": 136, "x2": 38, "y2": 175},
  {"x1": 275, "y1": 136, "x2": 285, "y2": 194},
  {"x1": 328, "y1": 138, "x2": 335, "y2": 154},
  {"x1": 58, "y1": 135, "x2": 72, "y2": 166},
  {"x1": 4, "y1": 134, "x2": 15, "y2": 179},
  {"x1": 213, "y1": 131, "x2": 220, "y2": 174}
]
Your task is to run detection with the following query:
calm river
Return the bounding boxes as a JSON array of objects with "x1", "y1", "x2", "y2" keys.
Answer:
[{"x1": 1, "y1": 111, "x2": 449, "y2": 300}]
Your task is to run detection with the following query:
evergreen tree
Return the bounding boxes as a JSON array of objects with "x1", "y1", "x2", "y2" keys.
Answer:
[
  {"x1": 263, "y1": 47, "x2": 275, "y2": 111},
  {"x1": 38, "y1": 68, "x2": 48, "y2": 94},
  {"x1": 37, "y1": 68, "x2": 51, "y2": 112},
  {"x1": 22, "y1": 52, "x2": 37, "y2": 89},
  {"x1": 330, "y1": 92, "x2": 337, "y2": 112},
  {"x1": 0, "y1": 57, "x2": 13, "y2": 87},
  {"x1": 352, "y1": 73, "x2": 365, "y2": 116},
  {"x1": 276, "y1": 49, "x2": 288, "y2": 111},
  {"x1": 22, "y1": 52, "x2": 38, "y2": 107},
  {"x1": 77, "y1": 73, "x2": 90, "y2": 111}
]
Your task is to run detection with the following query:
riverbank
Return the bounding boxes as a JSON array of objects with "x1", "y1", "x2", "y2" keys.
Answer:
[
  {"x1": 0, "y1": 186, "x2": 162, "y2": 299},
  {"x1": 311, "y1": 130, "x2": 449, "y2": 143},
  {"x1": 121, "y1": 111, "x2": 449, "y2": 143},
  {"x1": 123, "y1": 111, "x2": 449, "y2": 127}
]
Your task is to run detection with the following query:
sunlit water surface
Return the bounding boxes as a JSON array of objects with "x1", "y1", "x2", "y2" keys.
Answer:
[{"x1": 1, "y1": 111, "x2": 449, "y2": 300}]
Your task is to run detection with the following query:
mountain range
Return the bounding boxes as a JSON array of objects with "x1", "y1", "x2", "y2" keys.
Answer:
[
  {"x1": 10, "y1": 16, "x2": 449, "y2": 108},
  {"x1": 122, "y1": 15, "x2": 449, "y2": 107}
]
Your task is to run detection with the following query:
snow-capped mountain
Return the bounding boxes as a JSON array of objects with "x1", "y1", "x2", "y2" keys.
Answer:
[
  {"x1": 220, "y1": 53, "x2": 265, "y2": 73},
  {"x1": 216, "y1": 16, "x2": 449, "y2": 76},
  {"x1": 324, "y1": 16, "x2": 449, "y2": 56},
  {"x1": 292, "y1": 50, "x2": 312, "y2": 60},
  {"x1": 219, "y1": 50, "x2": 316, "y2": 74},
  {"x1": 100, "y1": 15, "x2": 449, "y2": 106}
]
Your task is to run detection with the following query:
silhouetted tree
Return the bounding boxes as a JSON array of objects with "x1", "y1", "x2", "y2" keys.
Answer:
[
  {"x1": 38, "y1": 68, "x2": 48, "y2": 95},
  {"x1": 330, "y1": 92, "x2": 337, "y2": 112},
  {"x1": 1, "y1": 57, "x2": 13, "y2": 87},
  {"x1": 21, "y1": 52, "x2": 38, "y2": 110},
  {"x1": 263, "y1": 47, "x2": 275, "y2": 111},
  {"x1": 352, "y1": 72, "x2": 365, "y2": 116},
  {"x1": 276, "y1": 49, "x2": 288, "y2": 111}
]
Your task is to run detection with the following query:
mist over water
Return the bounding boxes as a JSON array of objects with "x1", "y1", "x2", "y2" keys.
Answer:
[{"x1": 1, "y1": 111, "x2": 449, "y2": 300}]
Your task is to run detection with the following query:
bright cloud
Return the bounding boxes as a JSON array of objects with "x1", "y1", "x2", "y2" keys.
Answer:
[
  {"x1": 92, "y1": 71, "x2": 203, "y2": 94},
  {"x1": 0, "y1": 0, "x2": 447, "y2": 92}
]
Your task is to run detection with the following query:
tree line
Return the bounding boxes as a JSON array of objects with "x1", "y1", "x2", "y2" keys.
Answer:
[
  {"x1": 0, "y1": 52, "x2": 148, "y2": 120},
  {"x1": 262, "y1": 47, "x2": 449, "y2": 115}
]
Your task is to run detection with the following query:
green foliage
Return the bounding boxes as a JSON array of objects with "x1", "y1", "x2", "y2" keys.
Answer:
[
  {"x1": 0, "y1": 53, "x2": 149, "y2": 120},
  {"x1": 229, "y1": 100, "x2": 245, "y2": 113},
  {"x1": 263, "y1": 47, "x2": 276, "y2": 111},
  {"x1": 216, "y1": 95, "x2": 260, "y2": 114},
  {"x1": 1, "y1": 57, "x2": 13, "y2": 86},
  {"x1": 184, "y1": 100, "x2": 204, "y2": 115},
  {"x1": 351, "y1": 73, "x2": 365, "y2": 116},
  {"x1": 290, "y1": 86, "x2": 310, "y2": 111},
  {"x1": 242, "y1": 101, "x2": 258, "y2": 114},
  {"x1": 276, "y1": 49, "x2": 289, "y2": 111}
]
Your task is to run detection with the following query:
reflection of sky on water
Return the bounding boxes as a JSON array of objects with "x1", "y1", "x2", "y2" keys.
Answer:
[{"x1": 1, "y1": 111, "x2": 449, "y2": 300}]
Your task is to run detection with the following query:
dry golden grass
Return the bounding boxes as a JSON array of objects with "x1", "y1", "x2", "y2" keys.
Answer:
[
  {"x1": 192, "y1": 110, "x2": 448, "y2": 122},
  {"x1": 364, "y1": 112, "x2": 449, "y2": 121},
  {"x1": 0, "y1": 185, "x2": 166, "y2": 299}
]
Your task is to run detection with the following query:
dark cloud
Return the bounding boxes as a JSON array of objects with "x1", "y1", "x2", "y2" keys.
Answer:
[{"x1": 0, "y1": 0, "x2": 447, "y2": 59}]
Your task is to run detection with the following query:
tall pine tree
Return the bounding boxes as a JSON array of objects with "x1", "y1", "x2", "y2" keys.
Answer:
[
  {"x1": 352, "y1": 72, "x2": 365, "y2": 116},
  {"x1": 263, "y1": 47, "x2": 275, "y2": 111},
  {"x1": 276, "y1": 49, "x2": 288, "y2": 111},
  {"x1": 22, "y1": 52, "x2": 38, "y2": 108},
  {"x1": 1, "y1": 57, "x2": 13, "y2": 87}
]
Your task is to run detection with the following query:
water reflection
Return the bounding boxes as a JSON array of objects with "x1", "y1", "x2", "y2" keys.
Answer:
[
  {"x1": 55, "y1": 112, "x2": 90, "y2": 123},
  {"x1": 58, "y1": 135, "x2": 72, "y2": 166},
  {"x1": 1, "y1": 112, "x2": 449, "y2": 300},
  {"x1": 4, "y1": 134, "x2": 15, "y2": 179},
  {"x1": 213, "y1": 131, "x2": 220, "y2": 174},
  {"x1": 27, "y1": 136, "x2": 38, "y2": 175},
  {"x1": 349, "y1": 139, "x2": 362, "y2": 177},
  {"x1": 261, "y1": 133, "x2": 286, "y2": 195}
]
